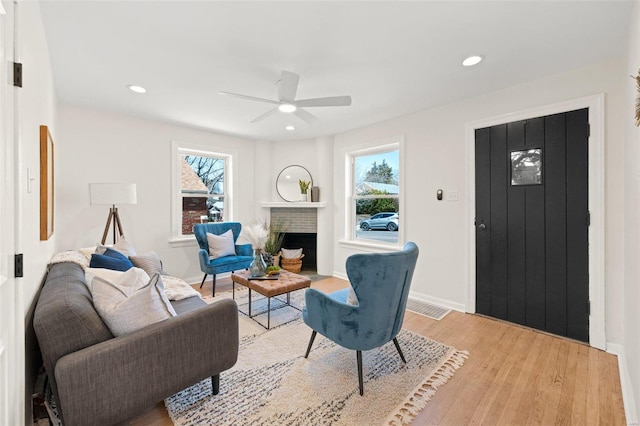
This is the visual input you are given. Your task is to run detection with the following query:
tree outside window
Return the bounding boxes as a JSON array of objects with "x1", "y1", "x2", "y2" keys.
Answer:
[
  {"x1": 180, "y1": 153, "x2": 226, "y2": 235},
  {"x1": 353, "y1": 149, "x2": 400, "y2": 244}
]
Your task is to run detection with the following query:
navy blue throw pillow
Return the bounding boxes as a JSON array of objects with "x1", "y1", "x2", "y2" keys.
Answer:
[{"x1": 90, "y1": 248, "x2": 134, "y2": 271}]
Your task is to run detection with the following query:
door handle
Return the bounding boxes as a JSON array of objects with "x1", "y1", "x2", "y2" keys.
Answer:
[{"x1": 478, "y1": 223, "x2": 487, "y2": 230}]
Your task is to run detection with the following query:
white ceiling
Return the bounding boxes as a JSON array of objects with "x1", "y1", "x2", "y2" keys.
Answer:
[{"x1": 39, "y1": 1, "x2": 633, "y2": 142}]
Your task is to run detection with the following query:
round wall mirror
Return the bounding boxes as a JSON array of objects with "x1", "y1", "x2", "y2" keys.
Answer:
[{"x1": 276, "y1": 165, "x2": 313, "y2": 202}]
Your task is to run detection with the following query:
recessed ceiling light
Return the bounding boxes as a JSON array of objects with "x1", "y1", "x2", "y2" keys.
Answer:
[
  {"x1": 285, "y1": 125, "x2": 295, "y2": 131},
  {"x1": 278, "y1": 103, "x2": 296, "y2": 113},
  {"x1": 462, "y1": 56, "x2": 483, "y2": 67},
  {"x1": 127, "y1": 84, "x2": 147, "y2": 93}
]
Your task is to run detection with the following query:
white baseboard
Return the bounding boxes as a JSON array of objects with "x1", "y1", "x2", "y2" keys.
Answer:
[
  {"x1": 607, "y1": 343, "x2": 638, "y2": 425},
  {"x1": 333, "y1": 271, "x2": 348, "y2": 281},
  {"x1": 407, "y1": 291, "x2": 466, "y2": 313}
]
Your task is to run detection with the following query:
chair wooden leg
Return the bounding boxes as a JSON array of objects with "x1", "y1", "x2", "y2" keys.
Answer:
[
  {"x1": 211, "y1": 374, "x2": 220, "y2": 395},
  {"x1": 357, "y1": 350, "x2": 364, "y2": 396},
  {"x1": 212, "y1": 274, "x2": 217, "y2": 297},
  {"x1": 304, "y1": 331, "x2": 317, "y2": 358},
  {"x1": 199, "y1": 274, "x2": 207, "y2": 289},
  {"x1": 393, "y1": 338, "x2": 407, "y2": 363}
]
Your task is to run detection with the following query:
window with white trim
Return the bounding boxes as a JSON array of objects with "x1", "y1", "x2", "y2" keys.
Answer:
[
  {"x1": 172, "y1": 142, "x2": 233, "y2": 239},
  {"x1": 348, "y1": 143, "x2": 400, "y2": 244}
]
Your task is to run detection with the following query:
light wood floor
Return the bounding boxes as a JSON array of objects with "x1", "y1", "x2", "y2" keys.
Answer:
[{"x1": 123, "y1": 275, "x2": 626, "y2": 425}]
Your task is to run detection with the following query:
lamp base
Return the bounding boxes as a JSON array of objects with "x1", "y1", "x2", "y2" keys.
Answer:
[{"x1": 101, "y1": 205, "x2": 125, "y2": 245}]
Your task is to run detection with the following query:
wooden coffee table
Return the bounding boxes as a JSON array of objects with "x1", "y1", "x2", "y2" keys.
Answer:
[{"x1": 230, "y1": 269, "x2": 311, "y2": 329}]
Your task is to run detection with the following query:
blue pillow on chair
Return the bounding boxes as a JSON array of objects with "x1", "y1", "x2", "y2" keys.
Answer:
[{"x1": 90, "y1": 248, "x2": 134, "y2": 272}]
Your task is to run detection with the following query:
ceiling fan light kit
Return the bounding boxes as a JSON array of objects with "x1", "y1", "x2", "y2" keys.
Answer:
[
  {"x1": 278, "y1": 103, "x2": 297, "y2": 113},
  {"x1": 221, "y1": 70, "x2": 352, "y2": 124}
]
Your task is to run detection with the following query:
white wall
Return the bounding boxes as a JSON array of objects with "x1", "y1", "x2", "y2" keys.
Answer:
[
  {"x1": 19, "y1": 1, "x2": 58, "y2": 313},
  {"x1": 624, "y1": 1, "x2": 640, "y2": 421},
  {"x1": 55, "y1": 106, "x2": 257, "y2": 283},
  {"x1": 333, "y1": 58, "x2": 626, "y2": 343}
]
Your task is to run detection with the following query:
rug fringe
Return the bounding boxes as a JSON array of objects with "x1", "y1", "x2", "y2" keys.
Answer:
[{"x1": 385, "y1": 349, "x2": 469, "y2": 426}]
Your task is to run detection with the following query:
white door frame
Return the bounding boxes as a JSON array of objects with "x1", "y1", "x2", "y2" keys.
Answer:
[
  {"x1": 465, "y1": 94, "x2": 606, "y2": 350},
  {"x1": 0, "y1": 0, "x2": 23, "y2": 424}
]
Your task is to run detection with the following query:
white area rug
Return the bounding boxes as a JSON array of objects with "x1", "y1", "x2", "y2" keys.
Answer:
[{"x1": 165, "y1": 294, "x2": 468, "y2": 426}]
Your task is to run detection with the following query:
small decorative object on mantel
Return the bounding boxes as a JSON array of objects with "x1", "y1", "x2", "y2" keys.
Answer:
[
  {"x1": 298, "y1": 179, "x2": 311, "y2": 202},
  {"x1": 634, "y1": 68, "x2": 640, "y2": 127},
  {"x1": 310, "y1": 186, "x2": 319, "y2": 202}
]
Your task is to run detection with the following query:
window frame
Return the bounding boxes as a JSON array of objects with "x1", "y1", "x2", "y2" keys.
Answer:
[
  {"x1": 169, "y1": 140, "x2": 236, "y2": 246},
  {"x1": 342, "y1": 136, "x2": 404, "y2": 249}
]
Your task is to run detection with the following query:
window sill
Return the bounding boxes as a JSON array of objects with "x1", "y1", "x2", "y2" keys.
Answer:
[
  {"x1": 338, "y1": 239, "x2": 402, "y2": 252},
  {"x1": 168, "y1": 236, "x2": 198, "y2": 248}
]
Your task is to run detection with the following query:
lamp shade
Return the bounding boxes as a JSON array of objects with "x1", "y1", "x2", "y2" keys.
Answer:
[{"x1": 89, "y1": 183, "x2": 137, "y2": 205}]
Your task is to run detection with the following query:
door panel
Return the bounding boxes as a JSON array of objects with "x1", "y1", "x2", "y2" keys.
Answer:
[
  {"x1": 475, "y1": 109, "x2": 589, "y2": 342},
  {"x1": 475, "y1": 128, "x2": 492, "y2": 315},
  {"x1": 523, "y1": 117, "x2": 546, "y2": 330},
  {"x1": 565, "y1": 109, "x2": 590, "y2": 342},
  {"x1": 489, "y1": 125, "x2": 508, "y2": 320},
  {"x1": 544, "y1": 113, "x2": 568, "y2": 336},
  {"x1": 506, "y1": 121, "x2": 526, "y2": 325}
]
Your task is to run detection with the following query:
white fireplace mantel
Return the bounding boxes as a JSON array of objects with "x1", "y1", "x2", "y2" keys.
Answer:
[{"x1": 261, "y1": 202, "x2": 327, "y2": 208}]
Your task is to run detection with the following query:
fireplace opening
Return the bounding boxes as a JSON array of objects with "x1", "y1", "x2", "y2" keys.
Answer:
[{"x1": 280, "y1": 233, "x2": 317, "y2": 271}]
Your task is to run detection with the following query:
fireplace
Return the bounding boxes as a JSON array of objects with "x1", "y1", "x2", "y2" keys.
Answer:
[
  {"x1": 281, "y1": 233, "x2": 317, "y2": 270},
  {"x1": 270, "y1": 207, "x2": 318, "y2": 271}
]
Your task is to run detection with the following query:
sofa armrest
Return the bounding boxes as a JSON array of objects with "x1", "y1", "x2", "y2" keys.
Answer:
[
  {"x1": 235, "y1": 243, "x2": 252, "y2": 256},
  {"x1": 54, "y1": 298, "x2": 239, "y2": 426}
]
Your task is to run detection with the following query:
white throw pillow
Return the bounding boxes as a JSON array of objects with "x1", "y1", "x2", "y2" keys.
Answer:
[
  {"x1": 207, "y1": 230, "x2": 236, "y2": 259},
  {"x1": 90, "y1": 267, "x2": 176, "y2": 336},
  {"x1": 129, "y1": 251, "x2": 163, "y2": 276},
  {"x1": 96, "y1": 235, "x2": 137, "y2": 257},
  {"x1": 281, "y1": 248, "x2": 303, "y2": 259},
  {"x1": 85, "y1": 267, "x2": 126, "y2": 291}
]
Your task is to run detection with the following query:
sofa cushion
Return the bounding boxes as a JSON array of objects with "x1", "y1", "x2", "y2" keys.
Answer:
[
  {"x1": 207, "y1": 230, "x2": 236, "y2": 259},
  {"x1": 90, "y1": 269, "x2": 177, "y2": 336},
  {"x1": 90, "y1": 248, "x2": 134, "y2": 271}
]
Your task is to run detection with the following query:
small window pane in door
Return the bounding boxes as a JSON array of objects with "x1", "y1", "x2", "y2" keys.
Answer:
[{"x1": 511, "y1": 149, "x2": 542, "y2": 186}]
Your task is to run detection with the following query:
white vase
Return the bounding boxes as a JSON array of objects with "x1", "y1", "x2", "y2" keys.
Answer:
[{"x1": 300, "y1": 193, "x2": 308, "y2": 202}]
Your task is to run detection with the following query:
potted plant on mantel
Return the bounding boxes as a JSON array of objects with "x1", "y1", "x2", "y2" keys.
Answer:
[
  {"x1": 263, "y1": 220, "x2": 287, "y2": 267},
  {"x1": 299, "y1": 179, "x2": 311, "y2": 202}
]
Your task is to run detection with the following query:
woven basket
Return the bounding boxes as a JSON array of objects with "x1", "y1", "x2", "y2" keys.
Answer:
[{"x1": 280, "y1": 254, "x2": 304, "y2": 273}]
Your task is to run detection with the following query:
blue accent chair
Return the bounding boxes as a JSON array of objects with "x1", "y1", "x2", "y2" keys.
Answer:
[
  {"x1": 193, "y1": 222, "x2": 253, "y2": 296},
  {"x1": 303, "y1": 242, "x2": 419, "y2": 395}
]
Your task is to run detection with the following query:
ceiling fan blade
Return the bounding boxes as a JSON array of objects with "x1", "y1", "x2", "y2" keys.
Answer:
[
  {"x1": 293, "y1": 108, "x2": 318, "y2": 124},
  {"x1": 219, "y1": 91, "x2": 278, "y2": 105},
  {"x1": 250, "y1": 107, "x2": 280, "y2": 123},
  {"x1": 295, "y1": 95, "x2": 352, "y2": 108},
  {"x1": 277, "y1": 71, "x2": 300, "y2": 101}
]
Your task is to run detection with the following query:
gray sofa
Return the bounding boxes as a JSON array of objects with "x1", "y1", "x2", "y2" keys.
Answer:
[{"x1": 34, "y1": 261, "x2": 239, "y2": 426}]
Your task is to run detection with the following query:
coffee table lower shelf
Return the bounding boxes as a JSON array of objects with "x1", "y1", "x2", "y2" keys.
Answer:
[{"x1": 231, "y1": 270, "x2": 311, "y2": 329}]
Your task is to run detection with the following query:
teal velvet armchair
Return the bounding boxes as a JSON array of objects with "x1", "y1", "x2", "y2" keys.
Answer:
[
  {"x1": 193, "y1": 222, "x2": 253, "y2": 296},
  {"x1": 302, "y1": 242, "x2": 419, "y2": 395}
]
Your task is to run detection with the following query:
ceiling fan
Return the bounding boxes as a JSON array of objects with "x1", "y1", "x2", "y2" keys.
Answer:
[{"x1": 220, "y1": 70, "x2": 352, "y2": 124}]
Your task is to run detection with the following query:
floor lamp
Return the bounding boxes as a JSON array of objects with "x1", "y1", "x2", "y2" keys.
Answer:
[{"x1": 89, "y1": 183, "x2": 137, "y2": 245}]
